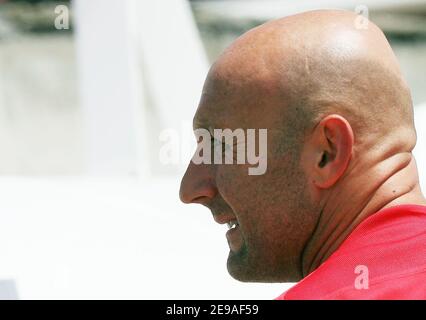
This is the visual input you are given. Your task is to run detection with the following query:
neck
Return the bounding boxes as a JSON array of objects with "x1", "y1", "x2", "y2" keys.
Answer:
[{"x1": 301, "y1": 152, "x2": 426, "y2": 277}]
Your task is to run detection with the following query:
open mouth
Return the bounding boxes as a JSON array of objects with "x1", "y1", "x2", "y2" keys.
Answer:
[
  {"x1": 225, "y1": 219, "x2": 243, "y2": 253},
  {"x1": 226, "y1": 220, "x2": 239, "y2": 230}
]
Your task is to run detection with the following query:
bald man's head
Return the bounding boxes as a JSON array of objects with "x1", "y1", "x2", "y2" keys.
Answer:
[
  {"x1": 206, "y1": 10, "x2": 415, "y2": 154},
  {"x1": 180, "y1": 10, "x2": 422, "y2": 282}
]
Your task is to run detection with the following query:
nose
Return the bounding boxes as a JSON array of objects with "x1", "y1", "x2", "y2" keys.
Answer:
[{"x1": 179, "y1": 161, "x2": 217, "y2": 204}]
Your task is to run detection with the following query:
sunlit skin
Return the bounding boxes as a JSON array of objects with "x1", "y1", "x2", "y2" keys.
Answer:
[{"x1": 179, "y1": 10, "x2": 426, "y2": 282}]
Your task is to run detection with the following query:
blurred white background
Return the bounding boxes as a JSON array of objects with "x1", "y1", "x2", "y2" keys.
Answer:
[{"x1": 0, "y1": 0, "x2": 424, "y2": 299}]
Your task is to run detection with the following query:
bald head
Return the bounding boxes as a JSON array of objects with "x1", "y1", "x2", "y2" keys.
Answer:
[
  {"x1": 201, "y1": 9, "x2": 415, "y2": 154},
  {"x1": 181, "y1": 10, "x2": 424, "y2": 282}
]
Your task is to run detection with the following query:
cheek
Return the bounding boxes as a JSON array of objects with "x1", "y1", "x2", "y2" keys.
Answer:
[
  {"x1": 215, "y1": 164, "x2": 262, "y2": 225},
  {"x1": 216, "y1": 164, "x2": 259, "y2": 207},
  {"x1": 216, "y1": 157, "x2": 314, "y2": 246},
  {"x1": 216, "y1": 164, "x2": 286, "y2": 237}
]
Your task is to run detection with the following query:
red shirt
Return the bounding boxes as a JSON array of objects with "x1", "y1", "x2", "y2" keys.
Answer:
[{"x1": 277, "y1": 205, "x2": 426, "y2": 300}]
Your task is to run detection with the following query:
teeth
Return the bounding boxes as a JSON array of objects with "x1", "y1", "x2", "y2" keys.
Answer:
[{"x1": 227, "y1": 220, "x2": 238, "y2": 230}]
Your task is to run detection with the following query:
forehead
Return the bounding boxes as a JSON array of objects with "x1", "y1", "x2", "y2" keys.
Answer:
[{"x1": 193, "y1": 62, "x2": 283, "y2": 131}]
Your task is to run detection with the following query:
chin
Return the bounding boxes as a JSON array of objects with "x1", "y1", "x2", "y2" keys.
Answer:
[
  {"x1": 226, "y1": 249, "x2": 302, "y2": 283},
  {"x1": 226, "y1": 250, "x2": 272, "y2": 282}
]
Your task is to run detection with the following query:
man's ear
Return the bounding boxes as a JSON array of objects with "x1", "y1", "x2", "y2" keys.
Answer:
[{"x1": 307, "y1": 115, "x2": 354, "y2": 189}]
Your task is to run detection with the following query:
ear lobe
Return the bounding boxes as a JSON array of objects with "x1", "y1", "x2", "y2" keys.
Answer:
[{"x1": 311, "y1": 115, "x2": 354, "y2": 189}]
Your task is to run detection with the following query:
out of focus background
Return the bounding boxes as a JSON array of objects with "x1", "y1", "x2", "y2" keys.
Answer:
[{"x1": 0, "y1": 0, "x2": 424, "y2": 299}]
